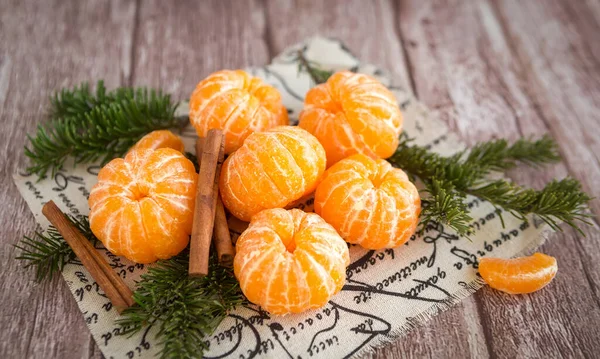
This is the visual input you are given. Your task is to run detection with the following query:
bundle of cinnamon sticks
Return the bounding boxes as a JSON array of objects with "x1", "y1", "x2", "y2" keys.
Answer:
[{"x1": 189, "y1": 129, "x2": 236, "y2": 277}]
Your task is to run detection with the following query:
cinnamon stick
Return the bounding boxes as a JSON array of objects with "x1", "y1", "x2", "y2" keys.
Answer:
[
  {"x1": 213, "y1": 197, "x2": 235, "y2": 267},
  {"x1": 189, "y1": 129, "x2": 224, "y2": 276},
  {"x1": 77, "y1": 231, "x2": 135, "y2": 307},
  {"x1": 42, "y1": 201, "x2": 132, "y2": 312}
]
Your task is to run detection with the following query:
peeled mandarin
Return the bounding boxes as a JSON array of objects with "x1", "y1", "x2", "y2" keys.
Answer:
[
  {"x1": 234, "y1": 208, "x2": 350, "y2": 314},
  {"x1": 88, "y1": 148, "x2": 197, "y2": 263},
  {"x1": 219, "y1": 126, "x2": 326, "y2": 221},
  {"x1": 479, "y1": 253, "x2": 558, "y2": 294},
  {"x1": 299, "y1": 71, "x2": 402, "y2": 167},
  {"x1": 314, "y1": 154, "x2": 420, "y2": 249},
  {"x1": 189, "y1": 69, "x2": 289, "y2": 154},
  {"x1": 129, "y1": 130, "x2": 185, "y2": 153}
]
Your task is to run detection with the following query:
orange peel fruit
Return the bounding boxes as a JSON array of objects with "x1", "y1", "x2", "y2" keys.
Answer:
[
  {"x1": 315, "y1": 154, "x2": 420, "y2": 249},
  {"x1": 129, "y1": 130, "x2": 185, "y2": 153},
  {"x1": 479, "y1": 252, "x2": 558, "y2": 294},
  {"x1": 89, "y1": 148, "x2": 197, "y2": 263},
  {"x1": 219, "y1": 126, "x2": 326, "y2": 222},
  {"x1": 299, "y1": 70, "x2": 402, "y2": 167},
  {"x1": 189, "y1": 69, "x2": 289, "y2": 154},
  {"x1": 234, "y1": 208, "x2": 350, "y2": 314}
]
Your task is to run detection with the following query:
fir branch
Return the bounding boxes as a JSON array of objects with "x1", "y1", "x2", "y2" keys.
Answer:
[
  {"x1": 25, "y1": 81, "x2": 184, "y2": 179},
  {"x1": 297, "y1": 50, "x2": 334, "y2": 85},
  {"x1": 117, "y1": 250, "x2": 246, "y2": 359},
  {"x1": 16, "y1": 212, "x2": 244, "y2": 358},
  {"x1": 420, "y1": 179, "x2": 473, "y2": 236},
  {"x1": 50, "y1": 81, "x2": 112, "y2": 119},
  {"x1": 14, "y1": 215, "x2": 98, "y2": 281},
  {"x1": 463, "y1": 135, "x2": 561, "y2": 173},
  {"x1": 390, "y1": 135, "x2": 592, "y2": 236},
  {"x1": 470, "y1": 178, "x2": 593, "y2": 235}
]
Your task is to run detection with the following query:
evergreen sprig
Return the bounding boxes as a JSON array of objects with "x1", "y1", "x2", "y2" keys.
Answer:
[
  {"x1": 389, "y1": 135, "x2": 592, "y2": 235},
  {"x1": 15, "y1": 215, "x2": 97, "y2": 281},
  {"x1": 117, "y1": 250, "x2": 246, "y2": 359},
  {"x1": 25, "y1": 81, "x2": 184, "y2": 179}
]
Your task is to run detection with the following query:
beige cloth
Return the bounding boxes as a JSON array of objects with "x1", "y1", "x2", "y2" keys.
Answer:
[{"x1": 14, "y1": 37, "x2": 549, "y2": 358}]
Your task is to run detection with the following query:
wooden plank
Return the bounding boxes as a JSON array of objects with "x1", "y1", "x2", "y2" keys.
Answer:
[
  {"x1": 398, "y1": 0, "x2": 600, "y2": 358},
  {"x1": 131, "y1": 0, "x2": 270, "y2": 99},
  {"x1": 265, "y1": 0, "x2": 414, "y2": 93},
  {"x1": 265, "y1": 1, "x2": 488, "y2": 358},
  {"x1": 491, "y1": 0, "x2": 600, "y2": 217},
  {"x1": 0, "y1": 1, "x2": 137, "y2": 358}
]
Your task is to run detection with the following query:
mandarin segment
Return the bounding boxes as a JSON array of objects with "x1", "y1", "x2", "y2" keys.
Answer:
[
  {"x1": 89, "y1": 148, "x2": 197, "y2": 263},
  {"x1": 220, "y1": 126, "x2": 326, "y2": 221},
  {"x1": 129, "y1": 130, "x2": 185, "y2": 153},
  {"x1": 314, "y1": 154, "x2": 420, "y2": 249},
  {"x1": 234, "y1": 208, "x2": 349, "y2": 314},
  {"x1": 299, "y1": 71, "x2": 402, "y2": 167},
  {"x1": 479, "y1": 252, "x2": 558, "y2": 294},
  {"x1": 189, "y1": 70, "x2": 289, "y2": 154}
]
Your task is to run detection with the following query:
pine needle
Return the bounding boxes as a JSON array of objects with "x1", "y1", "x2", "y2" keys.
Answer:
[
  {"x1": 15, "y1": 215, "x2": 98, "y2": 281},
  {"x1": 117, "y1": 249, "x2": 246, "y2": 359},
  {"x1": 389, "y1": 135, "x2": 592, "y2": 236},
  {"x1": 25, "y1": 81, "x2": 184, "y2": 179},
  {"x1": 470, "y1": 178, "x2": 593, "y2": 235},
  {"x1": 420, "y1": 179, "x2": 473, "y2": 236}
]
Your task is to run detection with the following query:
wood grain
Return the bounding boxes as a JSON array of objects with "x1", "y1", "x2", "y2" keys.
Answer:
[
  {"x1": 492, "y1": 0, "x2": 600, "y2": 218},
  {"x1": 1, "y1": 0, "x2": 599, "y2": 358},
  {"x1": 398, "y1": 1, "x2": 600, "y2": 358},
  {"x1": 265, "y1": 0, "x2": 414, "y2": 93},
  {"x1": 131, "y1": 0, "x2": 270, "y2": 99},
  {"x1": 0, "y1": 1, "x2": 137, "y2": 358}
]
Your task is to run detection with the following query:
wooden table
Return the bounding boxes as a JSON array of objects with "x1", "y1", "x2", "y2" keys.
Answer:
[{"x1": 1, "y1": 1, "x2": 599, "y2": 358}]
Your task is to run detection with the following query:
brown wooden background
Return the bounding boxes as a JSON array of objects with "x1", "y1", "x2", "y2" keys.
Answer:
[{"x1": 1, "y1": 0, "x2": 599, "y2": 358}]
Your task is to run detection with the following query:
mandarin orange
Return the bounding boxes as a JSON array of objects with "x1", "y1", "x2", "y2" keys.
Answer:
[
  {"x1": 88, "y1": 148, "x2": 197, "y2": 263},
  {"x1": 479, "y1": 252, "x2": 558, "y2": 294},
  {"x1": 219, "y1": 126, "x2": 326, "y2": 221},
  {"x1": 314, "y1": 154, "x2": 420, "y2": 249},
  {"x1": 129, "y1": 130, "x2": 185, "y2": 153},
  {"x1": 234, "y1": 208, "x2": 350, "y2": 314},
  {"x1": 189, "y1": 70, "x2": 289, "y2": 154},
  {"x1": 299, "y1": 71, "x2": 402, "y2": 167}
]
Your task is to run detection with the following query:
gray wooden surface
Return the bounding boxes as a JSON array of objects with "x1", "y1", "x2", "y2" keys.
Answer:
[{"x1": 1, "y1": 0, "x2": 599, "y2": 358}]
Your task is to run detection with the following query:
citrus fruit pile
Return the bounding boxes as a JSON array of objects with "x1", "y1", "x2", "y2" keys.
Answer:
[{"x1": 88, "y1": 69, "x2": 558, "y2": 315}]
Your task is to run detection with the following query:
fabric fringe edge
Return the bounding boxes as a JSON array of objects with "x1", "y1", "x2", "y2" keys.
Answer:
[{"x1": 352, "y1": 224, "x2": 553, "y2": 358}]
